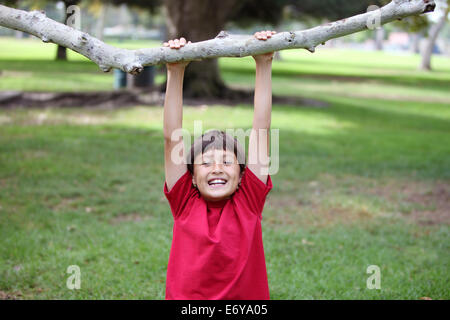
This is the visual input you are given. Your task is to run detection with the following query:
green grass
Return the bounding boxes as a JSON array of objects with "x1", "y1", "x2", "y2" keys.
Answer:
[
  {"x1": 0, "y1": 37, "x2": 166, "y2": 91},
  {"x1": 0, "y1": 37, "x2": 449, "y2": 299}
]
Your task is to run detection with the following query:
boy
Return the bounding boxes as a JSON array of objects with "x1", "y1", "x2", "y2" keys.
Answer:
[{"x1": 163, "y1": 30, "x2": 276, "y2": 299}]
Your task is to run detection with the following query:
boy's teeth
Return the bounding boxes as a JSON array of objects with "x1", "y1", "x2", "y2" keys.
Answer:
[{"x1": 209, "y1": 179, "x2": 226, "y2": 185}]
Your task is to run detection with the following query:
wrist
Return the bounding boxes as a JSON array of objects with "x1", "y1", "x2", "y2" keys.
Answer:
[
  {"x1": 167, "y1": 66, "x2": 185, "y2": 73},
  {"x1": 255, "y1": 60, "x2": 273, "y2": 68},
  {"x1": 167, "y1": 68, "x2": 185, "y2": 80},
  {"x1": 255, "y1": 62, "x2": 273, "y2": 75}
]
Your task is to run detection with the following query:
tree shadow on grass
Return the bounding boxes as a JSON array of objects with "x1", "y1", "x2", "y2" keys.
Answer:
[
  {"x1": 222, "y1": 65, "x2": 450, "y2": 92},
  {"x1": 0, "y1": 89, "x2": 329, "y2": 109}
]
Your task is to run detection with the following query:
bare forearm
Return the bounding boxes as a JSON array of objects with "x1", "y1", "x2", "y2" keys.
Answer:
[
  {"x1": 253, "y1": 62, "x2": 272, "y2": 129},
  {"x1": 163, "y1": 68, "x2": 185, "y2": 139}
]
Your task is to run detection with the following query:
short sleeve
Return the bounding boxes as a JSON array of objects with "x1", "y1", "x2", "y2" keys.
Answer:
[
  {"x1": 234, "y1": 167, "x2": 273, "y2": 218},
  {"x1": 163, "y1": 170, "x2": 197, "y2": 219}
]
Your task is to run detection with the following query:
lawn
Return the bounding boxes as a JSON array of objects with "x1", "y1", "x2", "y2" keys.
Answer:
[{"x1": 0, "y1": 37, "x2": 449, "y2": 299}]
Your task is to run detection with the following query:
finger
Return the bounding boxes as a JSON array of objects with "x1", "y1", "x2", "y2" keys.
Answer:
[
  {"x1": 180, "y1": 37, "x2": 187, "y2": 46},
  {"x1": 163, "y1": 42, "x2": 168, "y2": 47},
  {"x1": 168, "y1": 40, "x2": 177, "y2": 49},
  {"x1": 188, "y1": 41, "x2": 192, "y2": 44}
]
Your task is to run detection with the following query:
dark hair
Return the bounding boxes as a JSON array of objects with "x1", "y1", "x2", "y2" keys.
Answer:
[{"x1": 187, "y1": 130, "x2": 246, "y2": 175}]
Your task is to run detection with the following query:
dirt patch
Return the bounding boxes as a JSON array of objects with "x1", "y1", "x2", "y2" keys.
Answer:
[
  {"x1": 51, "y1": 197, "x2": 83, "y2": 212},
  {"x1": 185, "y1": 94, "x2": 329, "y2": 108},
  {"x1": 0, "y1": 90, "x2": 160, "y2": 109},
  {"x1": 265, "y1": 195, "x2": 375, "y2": 231},
  {"x1": 0, "y1": 89, "x2": 328, "y2": 109},
  {"x1": 322, "y1": 175, "x2": 450, "y2": 226},
  {"x1": 265, "y1": 172, "x2": 380, "y2": 230},
  {"x1": 401, "y1": 183, "x2": 449, "y2": 226},
  {"x1": 264, "y1": 174, "x2": 449, "y2": 230},
  {"x1": 0, "y1": 290, "x2": 21, "y2": 300},
  {"x1": 365, "y1": 179, "x2": 450, "y2": 225},
  {"x1": 0, "y1": 178, "x2": 13, "y2": 189},
  {"x1": 109, "y1": 212, "x2": 151, "y2": 224}
]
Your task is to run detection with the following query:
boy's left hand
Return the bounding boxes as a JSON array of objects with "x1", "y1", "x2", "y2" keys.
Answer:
[
  {"x1": 164, "y1": 37, "x2": 192, "y2": 70},
  {"x1": 252, "y1": 30, "x2": 277, "y2": 63}
]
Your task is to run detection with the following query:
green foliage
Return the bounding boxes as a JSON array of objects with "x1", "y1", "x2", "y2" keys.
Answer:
[
  {"x1": 228, "y1": 0, "x2": 290, "y2": 27},
  {"x1": 395, "y1": 15, "x2": 430, "y2": 33},
  {"x1": 285, "y1": 0, "x2": 384, "y2": 21},
  {"x1": 106, "y1": 0, "x2": 162, "y2": 14},
  {"x1": 222, "y1": 0, "x2": 386, "y2": 28}
]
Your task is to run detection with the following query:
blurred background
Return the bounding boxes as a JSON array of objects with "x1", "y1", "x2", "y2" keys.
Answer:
[{"x1": 0, "y1": 0, "x2": 449, "y2": 299}]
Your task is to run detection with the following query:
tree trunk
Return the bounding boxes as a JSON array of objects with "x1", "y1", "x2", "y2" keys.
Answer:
[
  {"x1": 56, "y1": 43, "x2": 67, "y2": 60},
  {"x1": 420, "y1": 7, "x2": 448, "y2": 70},
  {"x1": 56, "y1": 0, "x2": 80, "y2": 61},
  {"x1": 273, "y1": 51, "x2": 282, "y2": 61},
  {"x1": 14, "y1": 30, "x2": 23, "y2": 38},
  {"x1": 410, "y1": 32, "x2": 421, "y2": 54},
  {"x1": 95, "y1": 4, "x2": 107, "y2": 42},
  {"x1": 375, "y1": 26, "x2": 385, "y2": 51},
  {"x1": 56, "y1": 1, "x2": 69, "y2": 61},
  {"x1": 163, "y1": 0, "x2": 246, "y2": 99}
]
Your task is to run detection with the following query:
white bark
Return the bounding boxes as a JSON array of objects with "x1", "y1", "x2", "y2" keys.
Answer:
[
  {"x1": 420, "y1": 5, "x2": 449, "y2": 70},
  {"x1": 375, "y1": 26, "x2": 385, "y2": 51},
  {"x1": 0, "y1": 0, "x2": 436, "y2": 74},
  {"x1": 410, "y1": 32, "x2": 422, "y2": 54},
  {"x1": 95, "y1": 4, "x2": 107, "y2": 42}
]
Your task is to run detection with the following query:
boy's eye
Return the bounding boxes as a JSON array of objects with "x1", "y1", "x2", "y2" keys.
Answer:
[{"x1": 224, "y1": 157, "x2": 235, "y2": 165}]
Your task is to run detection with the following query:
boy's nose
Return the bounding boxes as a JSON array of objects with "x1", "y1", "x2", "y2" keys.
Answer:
[{"x1": 212, "y1": 163, "x2": 224, "y2": 173}]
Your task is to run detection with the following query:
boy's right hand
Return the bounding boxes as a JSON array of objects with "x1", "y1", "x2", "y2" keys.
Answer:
[{"x1": 164, "y1": 37, "x2": 192, "y2": 70}]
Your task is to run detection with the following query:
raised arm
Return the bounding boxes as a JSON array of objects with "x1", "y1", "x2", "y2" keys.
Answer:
[
  {"x1": 248, "y1": 31, "x2": 276, "y2": 185},
  {"x1": 163, "y1": 38, "x2": 191, "y2": 191}
]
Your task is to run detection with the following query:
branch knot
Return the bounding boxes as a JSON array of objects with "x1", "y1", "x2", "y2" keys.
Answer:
[
  {"x1": 79, "y1": 33, "x2": 88, "y2": 44},
  {"x1": 99, "y1": 65, "x2": 112, "y2": 73},
  {"x1": 215, "y1": 31, "x2": 229, "y2": 39},
  {"x1": 124, "y1": 63, "x2": 144, "y2": 75},
  {"x1": 423, "y1": 0, "x2": 436, "y2": 13}
]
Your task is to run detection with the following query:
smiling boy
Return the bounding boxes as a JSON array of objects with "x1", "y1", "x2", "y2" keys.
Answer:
[{"x1": 163, "y1": 31, "x2": 276, "y2": 300}]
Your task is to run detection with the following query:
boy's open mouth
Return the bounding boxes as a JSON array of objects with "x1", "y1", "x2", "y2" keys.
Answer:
[{"x1": 208, "y1": 178, "x2": 227, "y2": 188}]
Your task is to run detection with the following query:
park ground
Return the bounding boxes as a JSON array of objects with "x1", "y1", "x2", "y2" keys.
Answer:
[{"x1": 0, "y1": 37, "x2": 449, "y2": 299}]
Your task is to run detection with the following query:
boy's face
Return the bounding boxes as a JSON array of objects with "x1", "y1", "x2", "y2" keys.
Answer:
[{"x1": 192, "y1": 148, "x2": 242, "y2": 202}]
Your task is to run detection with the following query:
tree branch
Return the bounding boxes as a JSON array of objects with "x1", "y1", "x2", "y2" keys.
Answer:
[{"x1": 0, "y1": 0, "x2": 436, "y2": 74}]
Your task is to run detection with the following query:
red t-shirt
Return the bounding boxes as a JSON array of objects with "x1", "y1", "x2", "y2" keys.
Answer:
[{"x1": 163, "y1": 167, "x2": 273, "y2": 300}]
